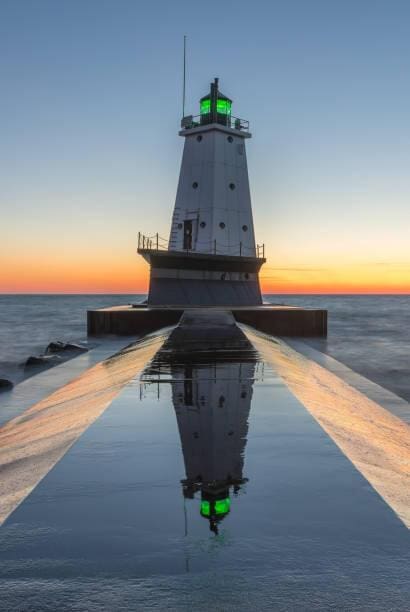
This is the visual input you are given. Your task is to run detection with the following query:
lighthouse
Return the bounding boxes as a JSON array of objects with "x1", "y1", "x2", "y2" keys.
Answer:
[
  {"x1": 90, "y1": 78, "x2": 327, "y2": 334},
  {"x1": 138, "y1": 78, "x2": 266, "y2": 306}
]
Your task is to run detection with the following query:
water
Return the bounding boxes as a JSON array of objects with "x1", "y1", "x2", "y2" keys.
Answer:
[
  {"x1": 0, "y1": 295, "x2": 141, "y2": 384},
  {"x1": 1, "y1": 349, "x2": 408, "y2": 610},
  {"x1": 265, "y1": 294, "x2": 410, "y2": 402},
  {"x1": 0, "y1": 294, "x2": 409, "y2": 402}
]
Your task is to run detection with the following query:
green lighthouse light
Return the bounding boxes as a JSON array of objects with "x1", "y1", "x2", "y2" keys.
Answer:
[
  {"x1": 216, "y1": 99, "x2": 231, "y2": 115},
  {"x1": 200, "y1": 98, "x2": 211, "y2": 115},
  {"x1": 199, "y1": 79, "x2": 234, "y2": 128},
  {"x1": 200, "y1": 98, "x2": 232, "y2": 116}
]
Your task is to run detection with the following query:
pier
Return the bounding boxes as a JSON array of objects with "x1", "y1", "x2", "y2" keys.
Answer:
[
  {"x1": 1, "y1": 316, "x2": 409, "y2": 610},
  {"x1": 87, "y1": 304, "x2": 328, "y2": 337}
]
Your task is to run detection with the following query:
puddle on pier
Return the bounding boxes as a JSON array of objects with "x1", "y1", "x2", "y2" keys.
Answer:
[
  {"x1": 0, "y1": 347, "x2": 409, "y2": 610},
  {"x1": 141, "y1": 351, "x2": 262, "y2": 536}
]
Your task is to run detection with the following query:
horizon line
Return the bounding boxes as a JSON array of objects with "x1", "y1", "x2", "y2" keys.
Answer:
[{"x1": 0, "y1": 292, "x2": 409, "y2": 297}]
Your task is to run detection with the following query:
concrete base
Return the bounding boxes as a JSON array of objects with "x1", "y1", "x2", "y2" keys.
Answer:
[
  {"x1": 87, "y1": 304, "x2": 327, "y2": 337},
  {"x1": 161, "y1": 309, "x2": 252, "y2": 352}
]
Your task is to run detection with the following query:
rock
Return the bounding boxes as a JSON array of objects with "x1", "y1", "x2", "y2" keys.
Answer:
[
  {"x1": 24, "y1": 354, "x2": 62, "y2": 368},
  {"x1": 0, "y1": 378, "x2": 13, "y2": 391},
  {"x1": 45, "y1": 341, "x2": 88, "y2": 354},
  {"x1": 45, "y1": 341, "x2": 66, "y2": 354}
]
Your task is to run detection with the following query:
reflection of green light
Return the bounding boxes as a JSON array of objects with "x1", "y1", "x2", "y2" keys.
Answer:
[
  {"x1": 200, "y1": 498, "x2": 231, "y2": 517},
  {"x1": 216, "y1": 99, "x2": 231, "y2": 114},
  {"x1": 200, "y1": 99, "x2": 211, "y2": 114},
  {"x1": 215, "y1": 498, "x2": 231, "y2": 514},
  {"x1": 201, "y1": 500, "x2": 210, "y2": 516}
]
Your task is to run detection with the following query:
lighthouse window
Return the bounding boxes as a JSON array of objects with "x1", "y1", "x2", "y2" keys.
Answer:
[
  {"x1": 192, "y1": 182, "x2": 198, "y2": 189},
  {"x1": 227, "y1": 136, "x2": 233, "y2": 143},
  {"x1": 219, "y1": 222, "x2": 226, "y2": 229},
  {"x1": 200, "y1": 221, "x2": 206, "y2": 228},
  {"x1": 200, "y1": 98, "x2": 211, "y2": 115},
  {"x1": 196, "y1": 135, "x2": 202, "y2": 142},
  {"x1": 242, "y1": 225, "x2": 248, "y2": 232},
  {"x1": 229, "y1": 183, "x2": 235, "y2": 190},
  {"x1": 217, "y1": 99, "x2": 232, "y2": 115}
]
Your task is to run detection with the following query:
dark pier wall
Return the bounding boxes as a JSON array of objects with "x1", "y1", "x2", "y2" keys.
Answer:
[
  {"x1": 87, "y1": 306, "x2": 327, "y2": 338},
  {"x1": 233, "y1": 307, "x2": 327, "y2": 337},
  {"x1": 87, "y1": 307, "x2": 183, "y2": 336}
]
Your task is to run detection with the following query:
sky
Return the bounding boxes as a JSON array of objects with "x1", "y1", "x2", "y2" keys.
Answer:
[{"x1": 1, "y1": 0, "x2": 409, "y2": 294}]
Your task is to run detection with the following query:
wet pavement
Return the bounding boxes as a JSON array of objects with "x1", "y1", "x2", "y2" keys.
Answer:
[{"x1": 0, "y1": 346, "x2": 409, "y2": 611}]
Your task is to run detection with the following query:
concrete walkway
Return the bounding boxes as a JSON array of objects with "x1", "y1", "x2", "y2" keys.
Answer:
[{"x1": 0, "y1": 332, "x2": 169, "y2": 525}]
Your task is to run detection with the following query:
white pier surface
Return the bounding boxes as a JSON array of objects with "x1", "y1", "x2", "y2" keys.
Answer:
[{"x1": 0, "y1": 324, "x2": 409, "y2": 611}]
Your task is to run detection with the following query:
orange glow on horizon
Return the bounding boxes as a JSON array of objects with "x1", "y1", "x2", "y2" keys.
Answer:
[
  {"x1": 1, "y1": 251, "x2": 409, "y2": 295},
  {"x1": 0, "y1": 251, "x2": 150, "y2": 294},
  {"x1": 1, "y1": 274, "x2": 409, "y2": 295},
  {"x1": 259, "y1": 260, "x2": 410, "y2": 295},
  {"x1": 260, "y1": 284, "x2": 410, "y2": 295}
]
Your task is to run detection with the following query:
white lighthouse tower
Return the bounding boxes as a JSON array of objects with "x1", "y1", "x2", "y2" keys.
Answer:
[{"x1": 138, "y1": 78, "x2": 265, "y2": 306}]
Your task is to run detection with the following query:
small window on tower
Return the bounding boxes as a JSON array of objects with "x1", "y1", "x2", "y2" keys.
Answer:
[
  {"x1": 200, "y1": 221, "x2": 206, "y2": 228},
  {"x1": 242, "y1": 225, "x2": 248, "y2": 232},
  {"x1": 197, "y1": 135, "x2": 202, "y2": 142},
  {"x1": 219, "y1": 222, "x2": 226, "y2": 229},
  {"x1": 229, "y1": 183, "x2": 235, "y2": 190},
  {"x1": 227, "y1": 136, "x2": 233, "y2": 143},
  {"x1": 192, "y1": 182, "x2": 198, "y2": 189},
  {"x1": 178, "y1": 223, "x2": 183, "y2": 229}
]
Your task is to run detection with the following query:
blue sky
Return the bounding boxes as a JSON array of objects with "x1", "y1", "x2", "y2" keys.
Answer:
[{"x1": 1, "y1": 0, "x2": 409, "y2": 292}]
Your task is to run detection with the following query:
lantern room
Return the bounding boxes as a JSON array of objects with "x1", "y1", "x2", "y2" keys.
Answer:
[{"x1": 200, "y1": 77, "x2": 232, "y2": 127}]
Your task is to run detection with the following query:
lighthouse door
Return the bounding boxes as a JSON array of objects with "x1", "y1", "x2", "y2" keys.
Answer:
[{"x1": 183, "y1": 220, "x2": 193, "y2": 250}]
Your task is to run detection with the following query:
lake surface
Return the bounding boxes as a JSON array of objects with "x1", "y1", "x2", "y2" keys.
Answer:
[{"x1": 0, "y1": 348, "x2": 408, "y2": 611}]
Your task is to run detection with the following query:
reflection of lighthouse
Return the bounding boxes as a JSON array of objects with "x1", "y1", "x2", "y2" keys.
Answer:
[{"x1": 171, "y1": 361, "x2": 255, "y2": 534}]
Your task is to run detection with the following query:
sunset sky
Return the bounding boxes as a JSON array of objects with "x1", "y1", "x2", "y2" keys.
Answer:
[{"x1": 1, "y1": 0, "x2": 409, "y2": 294}]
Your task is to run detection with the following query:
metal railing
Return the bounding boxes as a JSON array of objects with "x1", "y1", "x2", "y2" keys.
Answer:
[
  {"x1": 138, "y1": 232, "x2": 167, "y2": 251},
  {"x1": 180, "y1": 114, "x2": 250, "y2": 133},
  {"x1": 138, "y1": 232, "x2": 265, "y2": 259}
]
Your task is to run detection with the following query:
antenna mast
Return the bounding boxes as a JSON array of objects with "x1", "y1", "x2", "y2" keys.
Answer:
[{"x1": 182, "y1": 35, "x2": 187, "y2": 118}]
